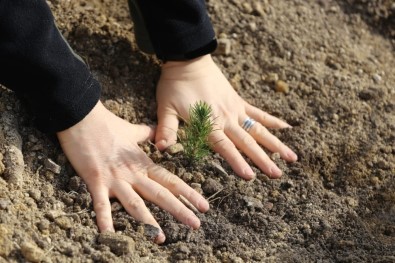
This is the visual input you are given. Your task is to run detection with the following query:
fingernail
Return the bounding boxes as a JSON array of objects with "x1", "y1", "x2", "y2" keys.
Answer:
[
  {"x1": 287, "y1": 151, "x2": 298, "y2": 162},
  {"x1": 154, "y1": 230, "x2": 166, "y2": 244},
  {"x1": 156, "y1": 139, "x2": 167, "y2": 149},
  {"x1": 270, "y1": 166, "x2": 282, "y2": 178},
  {"x1": 187, "y1": 216, "x2": 201, "y2": 229},
  {"x1": 243, "y1": 167, "x2": 255, "y2": 179}
]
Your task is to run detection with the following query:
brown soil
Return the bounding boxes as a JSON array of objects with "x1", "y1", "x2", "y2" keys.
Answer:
[{"x1": 1, "y1": 0, "x2": 394, "y2": 262}]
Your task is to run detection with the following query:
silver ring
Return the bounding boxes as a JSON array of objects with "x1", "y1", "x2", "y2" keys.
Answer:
[{"x1": 241, "y1": 117, "x2": 256, "y2": 132}]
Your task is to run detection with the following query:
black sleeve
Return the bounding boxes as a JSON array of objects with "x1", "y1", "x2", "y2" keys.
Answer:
[
  {"x1": 131, "y1": 0, "x2": 217, "y2": 61},
  {"x1": 0, "y1": 0, "x2": 101, "y2": 133}
]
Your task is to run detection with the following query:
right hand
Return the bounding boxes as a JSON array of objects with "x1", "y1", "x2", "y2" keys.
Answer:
[{"x1": 57, "y1": 101, "x2": 209, "y2": 244}]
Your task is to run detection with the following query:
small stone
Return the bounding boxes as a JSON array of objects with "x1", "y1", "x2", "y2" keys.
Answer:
[
  {"x1": 209, "y1": 161, "x2": 228, "y2": 177},
  {"x1": 98, "y1": 232, "x2": 135, "y2": 256},
  {"x1": 45, "y1": 210, "x2": 65, "y2": 220},
  {"x1": 37, "y1": 220, "x2": 50, "y2": 232},
  {"x1": 253, "y1": 2, "x2": 265, "y2": 16},
  {"x1": 275, "y1": 80, "x2": 290, "y2": 93},
  {"x1": 181, "y1": 172, "x2": 193, "y2": 182},
  {"x1": 3, "y1": 145, "x2": 24, "y2": 185},
  {"x1": 215, "y1": 38, "x2": 231, "y2": 56},
  {"x1": 0, "y1": 199, "x2": 10, "y2": 210},
  {"x1": 270, "y1": 152, "x2": 281, "y2": 161},
  {"x1": 55, "y1": 216, "x2": 73, "y2": 230},
  {"x1": 243, "y1": 196, "x2": 263, "y2": 209},
  {"x1": 192, "y1": 171, "x2": 206, "y2": 184},
  {"x1": 202, "y1": 178, "x2": 223, "y2": 195},
  {"x1": 165, "y1": 143, "x2": 184, "y2": 155},
  {"x1": 242, "y1": 2, "x2": 253, "y2": 13},
  {"x1": 345, "y1": 197, "x2": 358, "y2": 207},
  {"x1": 264, "y1": 202, "x2": 274, "y2": 211},
  {"x1": 265, "y1": 73, "x2": 279, "y2": 83},
  {"x1": 44, "y1": 158, "x2": 61, "y2": 174},
  {"x1": 21, "y1": 241, "x2": 46, "y2": 263},
  {"x1": 249, "y1": 22, "x2": 257, "y2": 31},
  {"x1": 372, "y1": 74, "x2": 382, "y2": 83},
  {"x1": 28, "y1": 189, "x2": 42, "y2": 201}
]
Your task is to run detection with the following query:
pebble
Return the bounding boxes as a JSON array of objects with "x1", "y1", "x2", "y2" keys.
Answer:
[
  {"x1": 28, "y1": 189, "x2": 42, "y2": 201},
  {"x1": 209, "y1": 161, "x2": 228, "y2": 177},
  {"x1": 55, "y1": 216, "x2": 73, "y2": 230},
  {"x1": 181, "y1": 172, "x2": 193, "y2": 182},
  {"x1": 3, "y1": 145, "x2": 24, "y2": 186},
  {"x1": 165, "y1": 143, "x2": 184, "y2": 155},
  {"x1": 249, "y1": 22, "x2": 257, "y2": 31},
  {"x1": 264, "y1": 202, "x2": 274, "y2": 211},
  {"x1": 265, "y1": 73, "x2": 279, "y2": 83},
  {"x1": 37, "y1": 219, "x2": 50, "y2": 232},
  {"x1": 21, "y1": 241, "x2": 46, "y2": 263},
  {"x1": 215, "y1": 38, "x2": 231, "y2": 56},
  {"x1": 44, "y1": 158, "x2": 61, "y2": 174},
  {"x1": 345, "y1": 197, "x2": 358, "y2": 207},
  {"x1": 270, "y1": 152, "x2": 281, "y2": 161},
  {"x1": 372, "y1": 73, "x2": 382, "y2": 83},
  {"x1": 243, "y1": 196, "x2": 264, "y2": 209},
  {"x1": 98, "y1": 232, "x2": 135, "y2": 256},
  {"x1": 192, "y1": 171, "x2": 206, "y2": 184},
  {"x1": 202, "y1": 178, "x2": 223, "y2": 195},
  {"x1": 275, "y1": 80, "x2": 290, "y2": 93},
  {"x1": 242, "y1": 2, "x2": 253, "y2": 13},
  {"x1": 0, "y1": 199, "x2": 10, "y2": 210},
  {"x1": 253, "y1": 2, "x2": 265, "y2": 16}
]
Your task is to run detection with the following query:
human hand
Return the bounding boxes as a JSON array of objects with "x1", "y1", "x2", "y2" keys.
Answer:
[
  {"x1": 57, "y1": 101, "x2": 209, "y2": 244},
  {"x1": 155, "y1": 55, "x2": 297, "y2": 180}
]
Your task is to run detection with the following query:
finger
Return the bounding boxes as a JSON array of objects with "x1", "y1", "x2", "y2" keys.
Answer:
[
  {"x1": 89, "y1": 185, "x2": 114, "y2": 232},
  {"x1": 209, "y1": 130, "x2": 255, "y2": 180},
  {"x1": 114, "y1": 183, "x2": 166, "y2": 244},
  {"x1": 147, "y1": 165, "x2": 209, "y2": 212},
  {"x1": 226, "y1": 124, "x2": 282, "y2": 178},
  {"x1": 155, "y1": 109, "x2": 179, "y2": 150},
  {"x1": 244, "y1": 103, "x2": 291, "y2": 129},
  {"x1": 249, "y1": 122, "x2": 298, "y2": 162},
  {"x1": 130, "y1": 124, "x2": 155, "y2": 143},
  {"x1": 135, "y1": 178, "x2": 201, "y2": 229}
]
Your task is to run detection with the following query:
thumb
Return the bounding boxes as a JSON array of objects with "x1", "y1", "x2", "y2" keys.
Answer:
[
  {"x1": 130, "y1": 124, "x2": 155, "y2": 143},
  {"x1": 155, "y1": 109, "x2": 179, "y2": 151}
]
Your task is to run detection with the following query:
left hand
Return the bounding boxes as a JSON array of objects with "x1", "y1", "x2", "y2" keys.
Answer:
[{"x1": 155, "y1": 55, "x2": 297, "y2": 180}]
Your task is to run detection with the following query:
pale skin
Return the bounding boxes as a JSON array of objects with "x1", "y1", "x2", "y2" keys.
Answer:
[{"x1": 57, "y1": 54, "x2": 297, "y2": 244}]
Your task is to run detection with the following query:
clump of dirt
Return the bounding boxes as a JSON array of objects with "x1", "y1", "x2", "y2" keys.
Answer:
[{"x1": 1, "y1": 0, "x2": 394, "y2": 262}]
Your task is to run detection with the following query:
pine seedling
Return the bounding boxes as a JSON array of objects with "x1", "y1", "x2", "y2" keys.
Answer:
[{"x1": 180, "y1": 101, "x2": 215, "y2": 162}]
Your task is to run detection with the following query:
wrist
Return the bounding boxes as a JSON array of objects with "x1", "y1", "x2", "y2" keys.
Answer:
[{"x1": 160, "y1": 55, "x2": 220, "y2": 81}]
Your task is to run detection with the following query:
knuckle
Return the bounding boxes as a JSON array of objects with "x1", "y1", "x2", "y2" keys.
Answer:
[
  {"x1": 256, "y1": 124, "x2": 268, "y2": 136},
  {"x1": 154, "y1": 188, "x2": 171, "y2": 200},
  {"x1": 241, "y1": 134, "x2": 256, "y2": 146},
  {"x1": 213, "y1": 140, "x2": 236, "y2": 153},
  {"x1": 94, "y1": 201, "x2": 110, "y2": 212},
  {"x1": 127, "y1": 197, "x2": 144, "y2": 211},
  {"x1": 165, "y1": 174, "x2": 179, "y2": 188}
]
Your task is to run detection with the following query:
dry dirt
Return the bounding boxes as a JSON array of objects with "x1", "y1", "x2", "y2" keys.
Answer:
[{"x1": 1, "y1": 0, "x2": 394, "y2": 262}]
